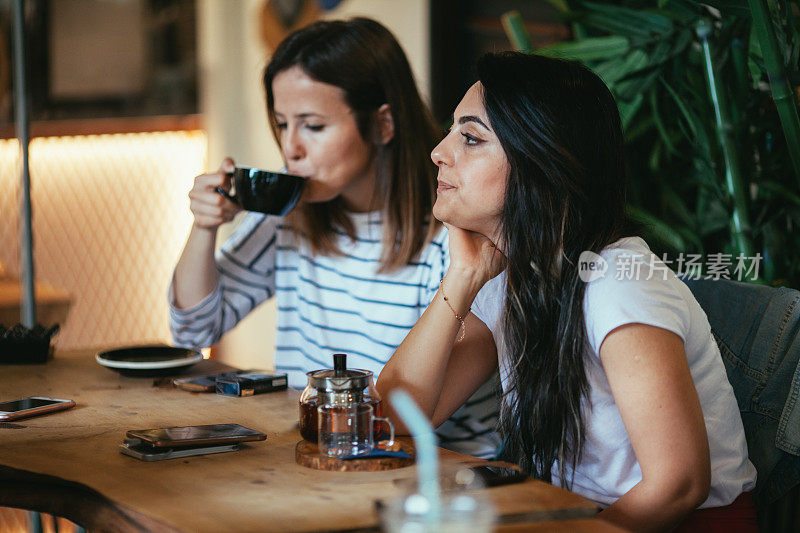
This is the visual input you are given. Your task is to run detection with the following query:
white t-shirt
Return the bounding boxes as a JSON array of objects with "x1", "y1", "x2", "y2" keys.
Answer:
[{"x1": 471, "y1": 236, "x2": 756, "y2": 507}]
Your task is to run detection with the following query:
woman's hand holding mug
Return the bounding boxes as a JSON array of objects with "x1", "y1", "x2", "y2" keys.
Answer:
[{"x1": 188, "y1": 158, "x2": 240, "y2": 230}]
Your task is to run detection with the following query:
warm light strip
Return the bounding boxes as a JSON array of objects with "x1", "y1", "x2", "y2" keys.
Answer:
[{"x1": 0, "y1": 130, "x2": 207, "y2": 350}]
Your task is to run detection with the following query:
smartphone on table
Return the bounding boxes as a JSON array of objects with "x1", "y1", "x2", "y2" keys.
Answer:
[
  {"x1": 0, "y1": 397, "x2": 75, "y2": 421},
  {"x1": 120, "y1": 423, "x2": 266, "y2": 462},
  {"x1": 125, "y1": 423, "x2": 267, "y2": 448},
  {"x1": 469, "y1": 465, "x2": 528, "y2": 487}
]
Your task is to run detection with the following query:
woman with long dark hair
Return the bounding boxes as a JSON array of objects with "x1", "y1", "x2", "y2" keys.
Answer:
[
  {"x1": 377, "y1": 51, "x2": 757, "y2": 530},
  {"x1": 169, "y1": 18, "x2": 500, "y2": 457}
]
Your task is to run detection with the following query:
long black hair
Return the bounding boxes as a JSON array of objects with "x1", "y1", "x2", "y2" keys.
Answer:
[
  {"x1": 477, "y1": 52, "x2": 631, "y2": 485},
  {"x1": 263, "y1": 17, "x2": 441, "y2": 272}
]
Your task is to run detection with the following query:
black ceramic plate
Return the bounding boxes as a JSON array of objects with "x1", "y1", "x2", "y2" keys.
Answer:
[{"x1": 96, "y1": 346, "x2": 203, "y2": 377}]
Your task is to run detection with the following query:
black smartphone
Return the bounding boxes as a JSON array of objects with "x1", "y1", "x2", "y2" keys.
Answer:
[
  {"x1": 125, "y1": 423, "x2": 266, "y2": 448},
  {"x1": 469, "y1": 465, "x2": 528, "y2": 487},
  {"x1": 0, "y1": 397, "x2": 75, "y2": 421},
  {"x1": 119, "y1": 441, "x2": 240, "y2": 461}
]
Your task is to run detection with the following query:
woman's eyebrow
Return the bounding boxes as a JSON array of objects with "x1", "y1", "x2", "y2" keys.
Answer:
[
  {"x1": 457, "y1": 115, "x2": 490, "y2": 131},
  {"x1": 274, "y1": 112, "x2": 325, "y2": 119}
]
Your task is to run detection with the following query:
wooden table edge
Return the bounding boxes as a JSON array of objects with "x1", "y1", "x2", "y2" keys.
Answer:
[
  {"x1": 0, "y1": 460, "x2": 600, "y2": 533},
  {"x1": 0, "y1": 464, "x2": 182, "y2": 533}
]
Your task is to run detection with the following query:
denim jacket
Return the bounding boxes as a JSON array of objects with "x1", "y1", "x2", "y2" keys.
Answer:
[{"x1": 682, "y1": 277, "x2": 800, "y2": 506}]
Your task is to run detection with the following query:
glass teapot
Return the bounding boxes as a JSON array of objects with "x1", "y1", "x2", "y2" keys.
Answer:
[{"x1": 299, "y1": 353, "x2": 383, "y2": 443}]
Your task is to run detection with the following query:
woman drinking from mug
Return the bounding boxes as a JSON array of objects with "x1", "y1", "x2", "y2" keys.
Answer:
[
  {"x1": 169, "y1": 18, "x2": 500, "y2": 458},
  {"x1": 377, "y1": 51, "x2": 757, "y2": 531}
]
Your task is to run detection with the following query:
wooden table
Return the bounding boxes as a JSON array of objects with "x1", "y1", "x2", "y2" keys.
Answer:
[{"x1": 0, "y1": 350, "x2": 617, "y2": 532}]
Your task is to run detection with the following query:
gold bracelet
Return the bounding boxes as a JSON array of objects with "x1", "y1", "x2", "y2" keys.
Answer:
[{"x1": 440, "y1": 278, "x2": 469, "y2": 342}]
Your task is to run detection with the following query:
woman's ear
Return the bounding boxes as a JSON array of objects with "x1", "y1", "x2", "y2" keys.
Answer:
[{"x1": 374, "y1": 104, "x2": 395, "y2": 145}]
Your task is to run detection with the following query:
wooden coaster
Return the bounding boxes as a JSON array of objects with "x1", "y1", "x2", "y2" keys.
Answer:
[{"x1": 295, "y1": 439, "x2": 415, "y2": 472}]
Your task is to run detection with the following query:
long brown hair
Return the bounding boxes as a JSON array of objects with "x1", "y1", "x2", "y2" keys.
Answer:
[{"x1": 263, "y1": 18, "x2": 441, "y2": 271}]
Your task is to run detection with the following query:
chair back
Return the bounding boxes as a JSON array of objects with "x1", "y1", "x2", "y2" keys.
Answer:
[{"x1": 682, "y1": 277, "x2": 800, "y2": 529}]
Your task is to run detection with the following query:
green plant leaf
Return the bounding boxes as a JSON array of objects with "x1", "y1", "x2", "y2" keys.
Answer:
[
  {"x1": 758, "y1": 180, "x2": 800, "y2": 207},
  {"x1": 623, "y1": 115, "x2": 655, "y2": 143},
  {"x1": 697, "y1": 197, "x2": 732, "y2": 234},
  {"x1": 546, "y1": 0, "x2": 570, "y2": 13},
  {"x1": 660, "y1": 0, "x2": 703, "y2": 23},
  {"x1": 748, "y1": 25, "x2": 764, "y2": 90},
  {"x1": 535, "y1": 35, "x2": 630, "y2": 61},
  {"x1": 693, "y1": 156, "x2": 726, "y2": 199},
  {"x1": 581, "y1": 2, "x2": 675, "y2": 39},
  {"x1": 616, "y1": 40, "x2": 673, "y2": 100},
  {"x1": 627, "y1": 205, "x2": 687, "y2": 251},
  {"x1": 747, "y1": 58, "x2": 764, "y2": 89},
  {"x1": 699, "y1": 0, "x2": 752, "y2": 18},
  {"x1": 676, "y1": 227, "x2": 705, "y2": 251},
  {"x1": 783, "y1": 0, "x2": 800, "y2": 72},
  {"x1": 660, "y1": 78, "x2": 718, "y2": 166},
  {"x1": 663, "y1": 186, "x2": 698, "y2": 230},
  {"x1": 541, "y1": 0, "x2": 800, "y2": 287},
  {"x1": 660, "y1": 78, "x2": 700, "y2": 140},
  {"x1": 619, "y1": 93, "x2": 645, "y2": 129},
  {"x1": 594, "y1": 49, "x2": 649, "y2": 86},
  {"x1": 666, "y1": 28, "x2": 695, "y2": 64},
  {"x1": 649, "y1": 138, "x2": 664, "y2": 172},
  {"x1": 649, "y1": 87, "x2": 678, "y2": 154}
]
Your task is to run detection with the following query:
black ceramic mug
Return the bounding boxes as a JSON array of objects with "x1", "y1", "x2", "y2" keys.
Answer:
[{"x1": 215, "y1": 167, "x2": 305, "y2": 216}]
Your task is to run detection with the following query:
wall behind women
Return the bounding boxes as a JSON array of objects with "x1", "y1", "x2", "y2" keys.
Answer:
[
  {"x1": 0, "y1": 131, "x2": 205, "y2": 349},
  {"x1": 202, "y1": 0, "x2": 431, "y2": 370}
]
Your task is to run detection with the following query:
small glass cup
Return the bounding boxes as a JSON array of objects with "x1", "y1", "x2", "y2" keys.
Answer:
[
  {"x1": 380, "y1": 465, "x2": 497, "y2": 532},
  {"x1": 317, "y1": 403, "x2": 395, "y2": 458},
  {"x1": 380, "y1": 492, "x2": 496, "y2": 533}
]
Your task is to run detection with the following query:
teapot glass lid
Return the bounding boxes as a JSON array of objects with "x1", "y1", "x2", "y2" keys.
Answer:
[{"x1": 306, "y1": 354, "x2": 372, "y2": 391}]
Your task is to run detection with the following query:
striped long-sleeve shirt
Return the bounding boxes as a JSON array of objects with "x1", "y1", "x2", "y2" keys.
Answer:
[{"x1": 169, "y1": 211, "x2": 501, "y2": 458}]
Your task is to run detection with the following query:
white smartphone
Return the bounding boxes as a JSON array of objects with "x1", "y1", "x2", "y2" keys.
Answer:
[{"x1": 0, "y1": 397, "x2": 76, "y2": 421}]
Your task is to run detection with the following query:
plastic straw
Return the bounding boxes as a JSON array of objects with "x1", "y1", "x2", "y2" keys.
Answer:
[{"x1": 388, "y1": 390, "x2": 441, "y2": 522}]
